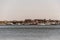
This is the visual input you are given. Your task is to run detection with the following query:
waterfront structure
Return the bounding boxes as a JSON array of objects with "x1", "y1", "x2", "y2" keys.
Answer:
[{"x1": 0, "y1": 19, "x2": 60, "y2": 25}]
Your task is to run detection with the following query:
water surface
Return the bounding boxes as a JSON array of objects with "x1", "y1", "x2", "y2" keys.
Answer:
[{"x1": 0, "y1": 25, "x2": 60, "y2": 40}]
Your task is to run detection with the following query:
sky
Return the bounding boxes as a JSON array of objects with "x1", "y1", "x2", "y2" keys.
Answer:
[{"x1": 0, "y1": 0, "x2": 60, "y2": 20}]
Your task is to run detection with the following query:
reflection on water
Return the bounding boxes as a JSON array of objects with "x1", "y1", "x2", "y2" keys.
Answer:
[{"x1": 0, "y1": 26, "x2": 60, "y2": 40}]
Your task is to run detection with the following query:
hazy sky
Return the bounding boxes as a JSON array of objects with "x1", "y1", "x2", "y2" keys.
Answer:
[{"x1": 0, "y1": 0, "x2": 60, "y2": 20}]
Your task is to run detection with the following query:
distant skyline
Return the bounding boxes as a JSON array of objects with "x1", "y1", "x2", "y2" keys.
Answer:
[{"x1": 0, "y1": 0, "x2": 60, "y2": 20}]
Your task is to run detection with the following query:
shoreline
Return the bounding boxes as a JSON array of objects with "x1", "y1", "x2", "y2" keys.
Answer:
[{"x1": 0, "y1": 25, "x2": 59, "y2": 29}]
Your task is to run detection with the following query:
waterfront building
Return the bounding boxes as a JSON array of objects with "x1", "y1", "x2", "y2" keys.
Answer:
[{"x1": 24, "y1": 19, "x2": 33, "y2": 25}]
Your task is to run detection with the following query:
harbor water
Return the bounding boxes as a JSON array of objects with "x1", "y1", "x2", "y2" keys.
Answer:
[{"x1": 0, "y1": 25, "x2": 60, "y2": 40}]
